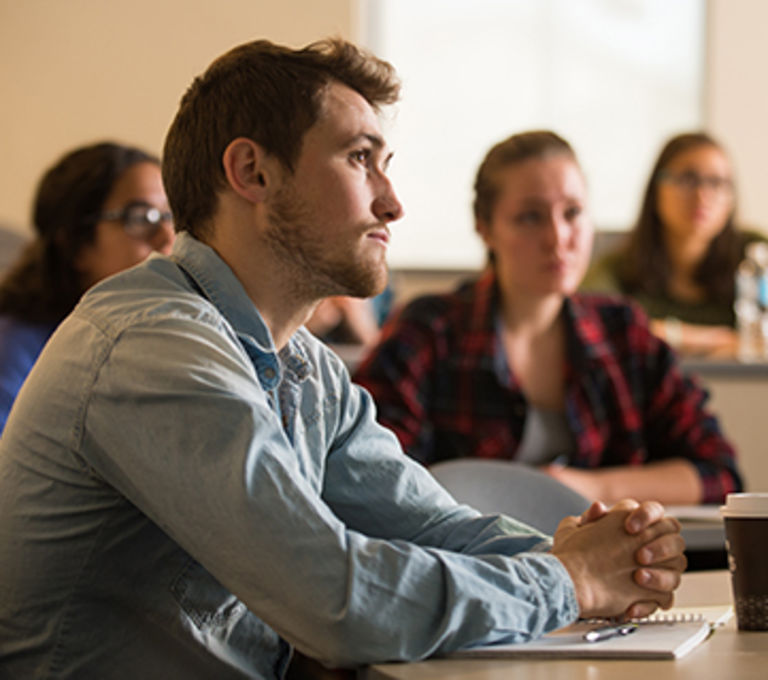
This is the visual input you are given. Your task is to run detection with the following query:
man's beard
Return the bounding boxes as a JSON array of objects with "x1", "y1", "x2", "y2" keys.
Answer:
[{"x1": 264, "y1": 183, "x2": 387, "y2": 300}]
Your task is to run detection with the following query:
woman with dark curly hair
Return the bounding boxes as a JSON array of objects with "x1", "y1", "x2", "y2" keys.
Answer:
[
  {"x1": 0, "y1": 141, "x2": 174, "y2": 430},
  {"x1": 582, "y1": 132, "x2": 766, "y2": 357}
]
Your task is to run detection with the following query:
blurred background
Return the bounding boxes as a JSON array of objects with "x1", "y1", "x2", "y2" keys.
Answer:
[{"x1": 1, "y1": 0, "x2": 766, "y2": 269}]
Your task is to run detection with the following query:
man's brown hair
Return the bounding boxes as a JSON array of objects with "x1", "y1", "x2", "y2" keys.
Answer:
[{"x1": 162, "y1": 38, "x2": 400, "y2": 240}]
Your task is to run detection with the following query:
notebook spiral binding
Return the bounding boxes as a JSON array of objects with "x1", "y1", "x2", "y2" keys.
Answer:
[
  {"x1": 635, "y1": 611, "x2": 705, "y2": 623},
  {"x1": 584, "y1": 605, "x2": 732, "y2": 629}
]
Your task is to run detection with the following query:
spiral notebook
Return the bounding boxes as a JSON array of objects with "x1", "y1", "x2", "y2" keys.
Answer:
[{"x1": 448, "y1": 606, "x2": 732, "y2": 661}]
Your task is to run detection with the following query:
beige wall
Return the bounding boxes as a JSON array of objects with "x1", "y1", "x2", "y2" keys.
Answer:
[
  {"x1": 707, "y1": 0, "x2": 768, "y2": 232},
  {"x1": 2, "y1": 1, "x2": 768, "y2": 238},
  {"x1": 0, "y1": 0, "x2": 355, "y2": 233},
  {"x1": 698, "y1": 374, "x2": 768, "y2": 493}
]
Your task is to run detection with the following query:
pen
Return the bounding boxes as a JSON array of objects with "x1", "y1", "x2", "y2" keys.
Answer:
[{"x1": 583, "y1": 623, "x2": 638, "y2": 643}]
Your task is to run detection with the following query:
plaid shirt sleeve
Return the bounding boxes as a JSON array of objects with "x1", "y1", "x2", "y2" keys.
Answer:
[
  {"x1": 568, "y1": 296, "x2": 743, "y2": 504},
  {"x1": 638, "y1": 321, "x2": 742, "y2": 504}
]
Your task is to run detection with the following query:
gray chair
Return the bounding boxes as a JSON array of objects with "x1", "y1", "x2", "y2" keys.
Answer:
[{"x1": 429, "y1": 459, "x2": 591, "y2": 536}]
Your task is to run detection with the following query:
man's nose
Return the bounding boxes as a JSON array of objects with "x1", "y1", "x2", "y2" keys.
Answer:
[{"x1": 372, "y1": 176, "x2": 404, "y2": 223}]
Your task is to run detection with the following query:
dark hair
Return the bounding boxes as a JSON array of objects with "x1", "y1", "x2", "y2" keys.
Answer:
[
  {"x1": 162, "y1": 37, "x2": 401, "y2": 240},
  {"x1": 617, "y1": 132, "x2": 740, "y2": 303},
  {"x1": 0, "y1": 141, "x2": 159, "y2": 324},
  {"x1": 473, "y1": 130, "x2": 578, "y2": 224}
]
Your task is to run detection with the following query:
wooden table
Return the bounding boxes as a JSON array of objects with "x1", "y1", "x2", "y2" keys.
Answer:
[{"x1": 362, "y1": 570, "x2": 766, "y2": 680}]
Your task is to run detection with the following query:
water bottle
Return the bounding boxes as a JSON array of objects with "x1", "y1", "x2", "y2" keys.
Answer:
[
  {"x1": 734, "y1": 244, "x2": 763, "y2": 361},
  {"x1": 751, "y1": 243, "x2": 768, "y2": 359}
]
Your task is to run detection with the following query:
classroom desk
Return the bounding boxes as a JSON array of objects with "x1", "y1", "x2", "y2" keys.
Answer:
[{"x1": 362, "y1": 570, "x2": 766, "y2": 680}]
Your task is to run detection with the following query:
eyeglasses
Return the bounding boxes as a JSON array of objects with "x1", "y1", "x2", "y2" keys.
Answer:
[
  {"x1": 100, "y1": 203, "x2": 173, "y2": 239},
  {"x1": 657, "y1": 170, "x2": 734, "y2": 196}
]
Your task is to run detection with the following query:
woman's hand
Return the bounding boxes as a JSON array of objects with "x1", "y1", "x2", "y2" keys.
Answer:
[{"x1": 651, "y1": 318, "x2": 738, "y2": 358}]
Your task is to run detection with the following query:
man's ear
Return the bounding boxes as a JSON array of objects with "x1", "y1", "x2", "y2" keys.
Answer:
[{"x1": 221, "y1": 137, "x2": 276, "y2": 204}]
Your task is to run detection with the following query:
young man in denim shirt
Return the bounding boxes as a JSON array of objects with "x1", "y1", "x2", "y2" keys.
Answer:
[{"x1": 0, "y1": 39, "x2": 685, "y2": 679}]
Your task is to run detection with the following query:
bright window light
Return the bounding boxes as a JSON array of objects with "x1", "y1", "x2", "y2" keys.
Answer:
[{"x1": 361, "y1": 0, "x2": 705, "y2": 269}]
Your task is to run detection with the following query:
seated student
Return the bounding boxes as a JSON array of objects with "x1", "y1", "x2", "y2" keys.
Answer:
[
  {"x1": 0, "y1": 40, "x2": 686, "y2": 679},
  {"x1": 354, "y1": 131, "x2": 741, "y2": 507},
  {"x1": 581, "y1": 131, "x2": 766, "y2": 357},
  {"x1": 0, "y1": 142, "x2": 175, "y2": 431}
]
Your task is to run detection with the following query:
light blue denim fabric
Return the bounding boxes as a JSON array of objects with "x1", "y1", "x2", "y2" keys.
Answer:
[{"x1": 0, "y1": 233, "x2": 578, "y2": 679}]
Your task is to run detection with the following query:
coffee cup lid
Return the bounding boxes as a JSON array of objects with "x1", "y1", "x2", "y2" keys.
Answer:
[{"x1": 720, "y1": 493, "x2": 768, "y2": 518}]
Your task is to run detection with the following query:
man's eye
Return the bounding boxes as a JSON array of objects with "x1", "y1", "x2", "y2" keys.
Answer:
[{"x1": 350, "y1": 149, "x2": 371, "y2": 164}]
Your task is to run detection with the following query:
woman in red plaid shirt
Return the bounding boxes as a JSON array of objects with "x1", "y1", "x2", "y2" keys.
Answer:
[{"x1": 354, "y1": 131, "x2": 741, "y2": 506}]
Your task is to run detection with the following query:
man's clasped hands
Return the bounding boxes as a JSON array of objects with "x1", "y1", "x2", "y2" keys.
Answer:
[{"x1": 552, "y1": 499, "x2": 686, "y2": 620}]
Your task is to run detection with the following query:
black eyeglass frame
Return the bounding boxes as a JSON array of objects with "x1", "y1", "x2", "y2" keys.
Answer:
[
  {"x1": 656, "y1": 170, "x2": 734, "y2": 195},
  {"x1": 99, "y1": 203, "x2": 173, "y2": 239}
]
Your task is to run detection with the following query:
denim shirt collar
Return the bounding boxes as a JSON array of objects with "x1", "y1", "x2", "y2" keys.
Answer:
[{"x1": 169, "y1": 232, "x2": 310, "y2": 386}]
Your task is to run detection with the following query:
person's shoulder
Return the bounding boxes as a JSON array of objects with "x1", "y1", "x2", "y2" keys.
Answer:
[
  {"x1": 739, "y1": 226, "x2": 768, "y2": 246},
  {"x1": 74, "y1": 256, "x2": 222, "y2": 339}
]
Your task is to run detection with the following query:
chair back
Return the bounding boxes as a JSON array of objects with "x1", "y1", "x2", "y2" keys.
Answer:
[{"x1": 429, "y1": 459, "x2": 591, "y2": 535}]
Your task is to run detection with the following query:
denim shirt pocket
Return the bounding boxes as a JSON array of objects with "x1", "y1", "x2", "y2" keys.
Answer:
[{"x1": 170, "y1": 557, "x2": 291, "y2": 678}]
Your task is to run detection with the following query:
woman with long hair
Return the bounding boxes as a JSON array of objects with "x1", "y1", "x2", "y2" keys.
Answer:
[
  {"x1": 582, "y1": 132, "x2": 765, "y2": 356},
  {"x1": 355, "y1": 130, "x2": 740, "y2": 505},
  {"x1": 0, "y1": 141, "x2": 174, "y2": 430}
]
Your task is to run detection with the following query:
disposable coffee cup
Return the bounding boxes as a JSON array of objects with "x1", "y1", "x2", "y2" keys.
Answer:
[{"x1": 720, "y1": 493, "x2": 768, "y2": 631}]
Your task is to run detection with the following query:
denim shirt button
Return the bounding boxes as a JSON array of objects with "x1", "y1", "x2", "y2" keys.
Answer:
[{"x1": 263, "y1": 367, "x2": 276, "y2": 380}]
